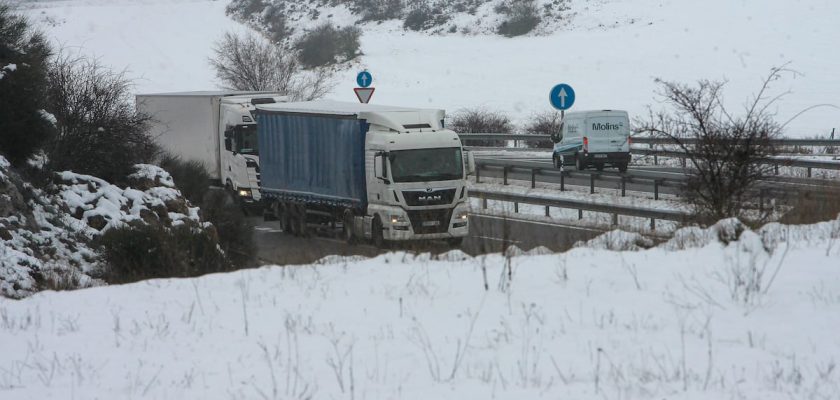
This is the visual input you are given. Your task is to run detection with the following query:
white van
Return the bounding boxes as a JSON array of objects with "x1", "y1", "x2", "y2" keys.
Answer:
[{"x1": 550, "y1": 110, "x2": 631, "y2": 172}]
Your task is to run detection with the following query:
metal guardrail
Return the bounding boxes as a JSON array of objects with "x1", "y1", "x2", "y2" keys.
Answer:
[
  {"x1": 469, "y1": 187, "x2": 688, "y2": 230},
  {"x1": 630, "y1": 148, "x2": 840, "y2": 174},
  {"x1": 457, "y1": 133, "x2": 840, "y2": 147},
  {"x1": 473, "y1": 158, "x2": 682, "y2": 200}
]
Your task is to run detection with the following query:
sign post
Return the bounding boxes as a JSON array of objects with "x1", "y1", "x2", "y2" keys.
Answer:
[{"x1": 354, "y1": 70, "x2": 374, "y2": 104}]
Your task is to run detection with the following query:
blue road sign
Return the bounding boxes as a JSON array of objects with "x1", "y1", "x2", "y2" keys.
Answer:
[
  {"x1": 549, "y1": 84, "x2": 576, "y2": 110},
  {"x1": 356, "y1": 71, "x2": 373, "y2": 88}
]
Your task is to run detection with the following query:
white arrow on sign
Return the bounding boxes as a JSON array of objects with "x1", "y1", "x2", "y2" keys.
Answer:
[
  {"x1": 354, "y1": 87, "x2": 375, "y2": 104},
  {"x1": 558, "y1": 87, "x2": 568, "y2": 108}
]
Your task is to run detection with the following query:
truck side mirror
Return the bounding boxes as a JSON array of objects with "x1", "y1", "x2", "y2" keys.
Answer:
[
  {"x1": 466, "y1": 151, "x2": 476, "y2": 175},
  {"x1": 224, "y1": 137, "x2": 232, "y2": 151},
  {"x1": 374, "y1": 153, "x2": 390, "y2": 184},
  {"x1": 550, "y1": 132, "x2": 561, "y2": 143}
]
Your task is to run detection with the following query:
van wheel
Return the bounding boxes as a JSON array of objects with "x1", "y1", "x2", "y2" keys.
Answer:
[
  {"x1": 342, "y1": 210, "x2": 357, "y2": 244},
  {"x1": 575, "y1": 153, "x2": 586, "y2": 170},
  {"x1": 595, "y1": 163, "x2": 604, "y2": 171},
  {"x1": 618, "y1": 163, "x2": 629, "y2": 173}
]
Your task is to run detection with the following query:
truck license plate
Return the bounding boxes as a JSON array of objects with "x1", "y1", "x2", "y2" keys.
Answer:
[
  {"x1": 594, "y1": 154, "x2": 608, "y2": 158},
  {"x1": 422, "y1": 221, "x2": 441, "y2": 227}
]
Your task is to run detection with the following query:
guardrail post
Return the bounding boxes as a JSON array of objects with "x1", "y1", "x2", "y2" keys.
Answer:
[
  {"x1": 681, "y1": 157, "x2": 686, "y2": 168},
  {"x1": 654, "y1": 154, "x2": 658, "y2": 165},
  {"x1": 482, "y1": 196, "x2": 487, "y2": 210},
  {"x1": 650, "y1": 218, "x2": 656, "y2": 231},
  {"x1": 514, "y1": 202, "x2": 519, "y2": 213},
  {"x1": 808, "y1": 167, "x2": 812, "y2": 178},
  {"x1": 759, "y1": 189, "x2": 765, "y2": 213},
  {"x1": 503, "y1": 166, "x2": 509, "y2": 185},
  {"x1": 531, "y1": 169, "x2": 537, "y2": 188},
  {"x1": 612, "y1": 213, "x2": 618, "y2": 226},
  {"x1": 654, "y1": 180, "x2": 660, "y2": 200},
  {"x1": 560, "y1": 172, "x2": 565, "y2": 191},
  {"x1": 774, "y1": 164, "x2": 779, "y2": 175},
  {"x1": 590, "y1": 174, "x2": 595, "y2": 194},
  {"x1": 545, "y1": 206, "x2": 550, "y2": 217},
  {"x1": 621, "y1": 177, "x2": 626, "y2": 197},
  {"x1": 476, "y1": 166, "x2": 481, "y2": 183},
  {"x1": 578, "y1": 209, "x2": 583, "y2": 220}
]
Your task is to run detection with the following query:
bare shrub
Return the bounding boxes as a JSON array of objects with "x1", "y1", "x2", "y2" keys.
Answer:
[
  {"x1": 159, "y1": 153, "x2": 211, "y2": 205},
  {"x1": 210, "y1": 31, "x2": 333, "y2": 101},
  {"x1": 99, "y1": 224, "x2": 230, "y2": 284},
  {"x1": 403, "y1": 3, "x2": 449, "y2": 31},
  {"x1": 295, "y1": 23, "x2": 361, "y2": 68},
  {"x1": 45, "y1": 51, "x2": 157, "y2": 184},
  {"x1": 357, "y1": 0, "x2": 404, "y2": 21},
  {"x1": 497, "y1": 0, "x2": 541, "y2": 37},
  {"x1": 523, "y1": 110, "x2": 562, "y2": 149},
  {"x1": 200, "y1": 190, "x2": 256, "y2": 269},
  {"x1": 635, "y1": 67, "x2": 791, "y2": 225},
  {"x1": 448, "y1": 108, "x2": 513, "y2": 147}
]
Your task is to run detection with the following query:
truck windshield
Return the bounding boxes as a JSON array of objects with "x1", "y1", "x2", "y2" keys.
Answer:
[
  {"x1": 390, "y1": 147, "x2": 463, "y2": 183},
  {"x1": 234, "y1": 125, "x2": 258, "y2": 155}
]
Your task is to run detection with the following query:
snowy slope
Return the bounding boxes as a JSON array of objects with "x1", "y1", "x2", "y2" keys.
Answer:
[
  {"x1": 20, "y1": 0, "x2": 840, "y2": 136},
  {"x1": 0, "y1": 219, "x2": 838, "y2": 398}
]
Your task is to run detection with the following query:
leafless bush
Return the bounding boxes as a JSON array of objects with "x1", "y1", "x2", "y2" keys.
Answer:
[
  {"x1": 210, "y1": 31, "x2": 333, "y2": 101},
  {"x1": 496, "y1": 0, "x2": 541, "y2": 37},
  {"x1": 295, "y1": 23, "x2": 361, "y2": 68},
  {"x1": 636, "y1": 66, "x2": 792, "y2": 225},
  {"x1": 449, "y1": 108, "x2": 513, "y2": 147},
  {"x1": 523, "y1": 110, "x2": 562, "y2": 149},
  {"x1": 45, "y1": 51, "x2": 156, "y2": 184}
]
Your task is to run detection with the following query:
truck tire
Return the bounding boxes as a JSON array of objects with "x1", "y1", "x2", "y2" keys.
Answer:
[
  {"x1": 342, "y1": 210, "x2": 357, "y2": 244},
  {"x1": 292, "y1": 205, "x2": 308, "y2": 237},
  {"x1": 618, "y1": 163, "x2": 629, "y2": 173},
  {"x1": 448, "y1": 237, "x2": 464, "y2": 247},
  {"x1": 575, "y1": 153, "x2": 586, "y2": 171},
  {"x1": 595, "y1": 163, "x2": 605, "y2": 171},
  {"x1": 371, "y1": 216, "x2": 385, "y2": 248}
]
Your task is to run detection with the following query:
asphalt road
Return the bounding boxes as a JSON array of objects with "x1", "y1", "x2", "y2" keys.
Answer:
[{"x1": 252, "y1": 214, "x2": 604, "y2": 265}]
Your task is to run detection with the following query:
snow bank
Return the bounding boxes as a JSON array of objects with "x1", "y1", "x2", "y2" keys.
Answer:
[{"x1": 1, "y1": 218, "x2": 838, "y2": 399}]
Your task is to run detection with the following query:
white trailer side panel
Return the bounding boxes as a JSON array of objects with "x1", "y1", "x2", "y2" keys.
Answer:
[{"x1": 137, "y1": 94, "x2": 222, "y2": 179}]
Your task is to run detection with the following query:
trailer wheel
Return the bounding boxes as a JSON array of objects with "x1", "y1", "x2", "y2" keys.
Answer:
[
  {"x1": 291, "y1": 204, "x2": 308, "y2": 237},
  {"x1": 342, "y1": 210, "x2": 357, "y2": 244},
  {"x1": 371, "y1": 216, "x2": 385, "y2": 248}
]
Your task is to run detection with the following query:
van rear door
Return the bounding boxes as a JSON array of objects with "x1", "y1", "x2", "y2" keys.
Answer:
[{"x1": 584, "y1": 114, "x2": 629, "y2": 154}]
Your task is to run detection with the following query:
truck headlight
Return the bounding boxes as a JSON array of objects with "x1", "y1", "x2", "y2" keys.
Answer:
[
  {"x1": 456, "y1": 211, "x2": 469, "y2": 220},
  {"x1": 390, "y1": 214, "x2": 407, "y2": 224},
  {"x1": 238, "y1": 189, "x2": 252, "y2": 197}
]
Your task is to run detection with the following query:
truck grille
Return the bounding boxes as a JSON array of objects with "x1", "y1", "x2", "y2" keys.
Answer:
[
  {"x1": 407, "y1": 209, "x2": 453, "y2": 234},
  {"x1": 402, "y1": 188, "x2": 456, "y2": 206}
]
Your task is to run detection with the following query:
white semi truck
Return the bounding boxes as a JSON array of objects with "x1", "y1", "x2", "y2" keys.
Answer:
[
  {"x1": 136, "y1": 91, "x2": 287, "y2": 202},
  {"x1": 256, "y1": 101, "x2": 474, "y2": 247}
]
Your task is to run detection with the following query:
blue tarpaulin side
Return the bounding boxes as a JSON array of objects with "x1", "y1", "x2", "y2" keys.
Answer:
[{"x1": 257, "y1": 112, "x2": 368, "y2": 210}]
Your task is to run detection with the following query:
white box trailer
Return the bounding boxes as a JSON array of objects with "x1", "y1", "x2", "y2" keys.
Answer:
[{"x1": 136, "y1": 91, "x2": 286, "y2": 201}]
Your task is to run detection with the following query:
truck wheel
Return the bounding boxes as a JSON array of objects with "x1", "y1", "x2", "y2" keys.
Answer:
[
  {"x1": 595, "y1": 163, "x2": 605, "y2": 171},
  {"x1": 618, "y1": 163, "x2": 629, "y2": 173},
  {"x1": 343, "y1": 210, "x2": 357, "y2": 244},
  {"x1": 293, "y1": 205, "x2": 308, "y2": 237},
  {"x1": 371, "y1": 217, "x2": 385, "y2": 248},
  {"x1": 575, "y1": 153, "x2": 586, "y2": 171}
]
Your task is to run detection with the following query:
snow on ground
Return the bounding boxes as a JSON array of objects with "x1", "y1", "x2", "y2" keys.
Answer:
[
  {"x1": 0, "y1": 217, "x2": 838, "y2": 398},
  {"x1": 19, "y1": 0, "x2": 840, "y2": 136}
]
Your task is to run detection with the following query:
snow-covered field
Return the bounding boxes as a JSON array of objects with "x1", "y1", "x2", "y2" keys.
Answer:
[
  {"x1": 1, "y1": 218, "x2": 839, "y2": 398},
  {"x1": 19, "y1": 0, "x2": 840, "y2": 136}
]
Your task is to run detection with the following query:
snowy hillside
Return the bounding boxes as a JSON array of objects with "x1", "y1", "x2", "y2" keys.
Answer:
[
  {"x1": 19, "y1": 0, "x2": 840, "y2": 135},
  {"x1": 1, "y1": 218, "x2": 839, "y2": 398}
]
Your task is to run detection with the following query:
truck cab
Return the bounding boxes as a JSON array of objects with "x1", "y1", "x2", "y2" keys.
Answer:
[
  {"x1": 364, "y1": 113, "x2": 472, "y2": 243},
  {"x1": 551, "y1": 110, "x2": 631, "y2": 172}
]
